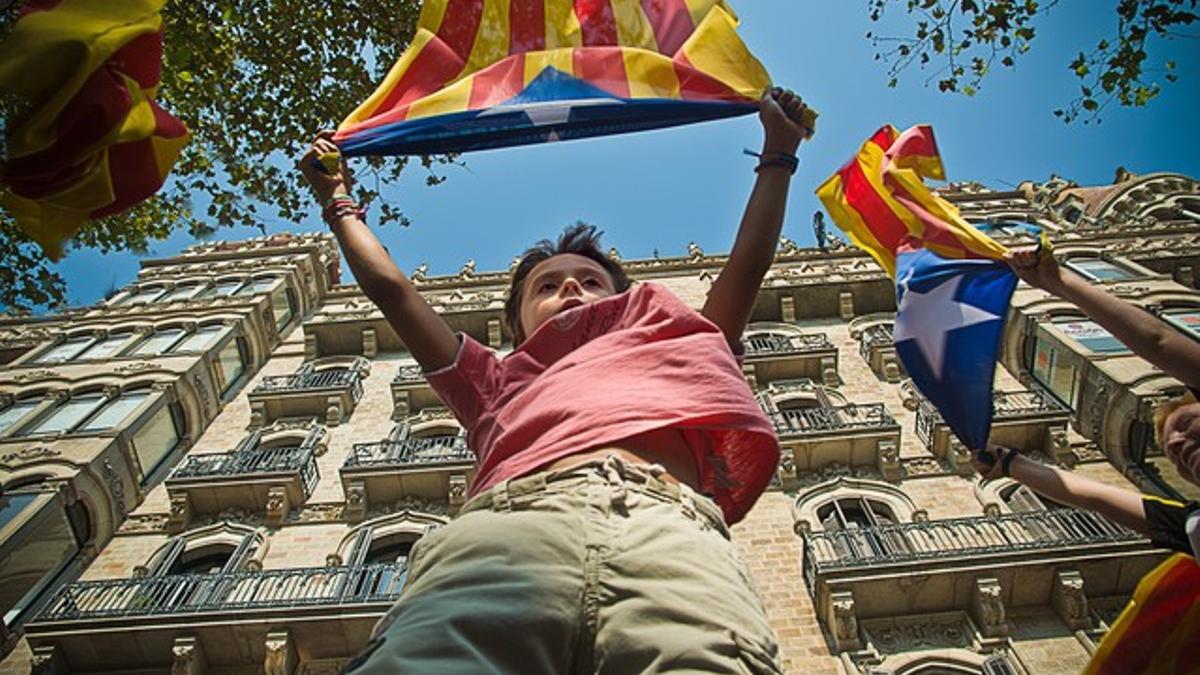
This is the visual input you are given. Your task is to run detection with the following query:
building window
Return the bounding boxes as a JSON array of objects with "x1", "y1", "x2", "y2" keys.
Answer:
[
  {"x1": 23, "y1": 393, "x2": 106, "y2": 435},
  {"x1": 1163, "y1": 309, "x2": 1200, "y2": 341},
  {"x1": 0, "y1": 398, "x2": 41, "y2": 435},
  {"x1": 237, "y1": 276, "x2": 279, "y2": 297},
  {"x1": 216, "y1": 338, "x2": 248, "y2": 397},
  {"x1": 77, "y1": 332, "x2": 133, "y2": 360},
  {"x1": 128, "y1": 328, "x2": 188, "y2": 356},
  {"x1": 1001, "y1": 483, "x2": 1067, "y2": 512},
  {"x1": 817, "y1": 497, "x2": 899, "y2": 531},
  {"x1": 146, "y1": 524, "x2": 264, "y2": 578},
  {"x1": 271, "y1": 287, "x2": 296, "y2": 330},
  {"x1": 0, "y1": 480, "x2": 89, "y2": 629},
  {"x1": 170, "y1": 325, "x2": 228, "y2": 353},
  {"x1": 18, "y1": 388, "x2": 152, "y2": 437},
  {"x1": 132, "y1": 403, "x2": 183, "y2": 482},
  {"x1": 1031, "y1": 331, "x2": 1079, "y2": 408},
  {"x1": 159, "y1": 284, "x2": 206, "y2": 303},
  {"x1": 1053, "y1": 317, "x2": 1130, "y2": 354},
  {"x1": 119, "y1": 286, "x2": 167, "y2": 305},
  {"x1": 32, "y1": 335, "x2": 95, "y2": 364},
  {"x1": 200, "y1": 279, "x2": 246, "y2": 298},
  {"x1": 1065, "y1": 257, "x2": 1139, "y2": 282}
]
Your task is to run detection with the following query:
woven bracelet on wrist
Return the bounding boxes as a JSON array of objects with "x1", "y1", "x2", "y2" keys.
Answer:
[{"x1": 744, "y1": 148, "x2": 799, "y2": 175}]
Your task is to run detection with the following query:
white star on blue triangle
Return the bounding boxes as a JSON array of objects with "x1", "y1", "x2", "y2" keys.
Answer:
[{"x1": 892, "y1": 250, "x2": 1018, "y2": 450}]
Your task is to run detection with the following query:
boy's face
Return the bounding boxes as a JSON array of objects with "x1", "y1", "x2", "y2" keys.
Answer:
[
  {"x1": 1162, "y1": 401, "x2": 1200, "y2": 486},
  {"x1": 519, "y1": 254, "x2": 617, "y2": 340}
]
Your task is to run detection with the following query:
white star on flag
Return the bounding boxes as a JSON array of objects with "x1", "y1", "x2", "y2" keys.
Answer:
[
  {"x1": 893, "y1": 275, "x2": 1001, "y2": 380},
  {"x1": 479, "y1": 98, "x2": 622, "y2": 127}
]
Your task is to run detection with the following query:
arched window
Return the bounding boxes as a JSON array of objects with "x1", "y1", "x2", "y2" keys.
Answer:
[
  {"x1": 236, "y1": 276, "x2": 280, "y2": 297},
  {"x1": 338, "y1": 513, "x2": 446, "y2": 599},
  {"x1": 200, "y1": 278, "x2": 246, "y2": 298},
  {"x1": 167, "y1": 544, "x2": 238, "y2": 576},
  {"x1": 817, "y1": 497, "x2": 899, "y2": 530},
  {"x1": 146, "y1": 524, "x2": 264, "y2": 577}
]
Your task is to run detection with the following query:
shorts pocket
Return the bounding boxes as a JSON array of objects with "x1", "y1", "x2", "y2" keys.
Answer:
[{"x1": 733, "y1": 631, "x2": 784, "y2": 675}]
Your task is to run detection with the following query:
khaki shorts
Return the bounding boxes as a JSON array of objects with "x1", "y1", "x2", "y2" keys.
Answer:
[{"x1": 344, "y1": 454, "x2": 783, "y2": 674}]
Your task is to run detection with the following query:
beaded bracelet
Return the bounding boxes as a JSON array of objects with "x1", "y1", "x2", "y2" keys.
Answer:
[
  {"x1": 322, "y1": 196, "x2": 365, "y2": 224},
  {"x1": 744, "y1": 148, "x2": 799, "y2": 175}
]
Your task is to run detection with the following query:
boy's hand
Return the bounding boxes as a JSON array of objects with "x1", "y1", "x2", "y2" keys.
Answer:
[
  {"x1": 759, "y1": 88, "x2": 815, "y2": 154},
  {"x1": 1004, "y1": 245, "x2": 1067, "y2": 294},
  {"x1": 972, "y1": 445, "x2": 1006, "y2": 480},
  {"x1": 299, "y1": 130, "x2": 353, "y2": 207}
]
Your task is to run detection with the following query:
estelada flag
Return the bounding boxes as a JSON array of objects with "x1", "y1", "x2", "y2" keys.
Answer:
[
  {"x1": 815, "y1": 124, "x2": 1006, "y2": 279},
  {"x1": 335, "y1": 0, "x2": 776, "y2": 156},
  {"x1": 0, "y1": 0, "x2": 189, "y2": 260},
  {"x1": 1083, "y1": 553, "x2": 1200, "y2": 675}
]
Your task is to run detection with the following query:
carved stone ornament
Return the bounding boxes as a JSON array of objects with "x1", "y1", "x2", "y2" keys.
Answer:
[
  {"x1": 171, "y1": 635, "x2": 206, "y2": 675},
  {"x1": 795, "y1": 462, "x2": 875, "y2": 488},
  {"x1": 1052, "y1": 570, "x2": 1091, "y2": 630},
  {"x1": 828, "y1": 591, "x2": 862, "y2": 651},
  {"x1": 900, "y1": 457, "x2": 948, "y2": 478},
  {"x1": 103, "y1": 458, "x2": 128, "y2": 517},
  {"x1": 970, "y1": 577, "x2": 1008, "y2": 638},
  {"x1": 264, "y1": 629, "x2": 296, "y2": 675},
  {"x1": 0, "y1": 445, "x2": 61, "y2": 466},
  {"x1": 862, "y1": 615, "x2": 970, "y2": 654},
  {"x1": 6, "y1": 368, "x2": 61, "y2": 383}
]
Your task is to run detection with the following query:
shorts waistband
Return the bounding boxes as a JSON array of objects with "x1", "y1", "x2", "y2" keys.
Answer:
[{"x1": 461, "y1": 454, "x2": 728, "y2": 533}]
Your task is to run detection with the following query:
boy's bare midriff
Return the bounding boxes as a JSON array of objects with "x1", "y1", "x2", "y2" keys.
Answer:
[{"x1": 546, "y1": 427, "x2": 701, "y2": 490}]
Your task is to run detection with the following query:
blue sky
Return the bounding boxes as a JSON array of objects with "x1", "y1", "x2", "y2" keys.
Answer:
[{"x1": 50, "y1": 1, "x2": 1200, "y2": 305}]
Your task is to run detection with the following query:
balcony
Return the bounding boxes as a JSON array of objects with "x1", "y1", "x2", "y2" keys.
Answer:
[
  {"x1": 248, "y1": 359, "x2": 367, "y2": 427},
  {"x1": 341, "y1": 435, "x2": 476, "y2": 520},
  {"x1": 856, "y1": 323, "x2": 905, "y2": 383},
  {"x1": 391, "y1": 364, "x2": 447, "y2": 419},
  {"x1": 799, "y1": 509, "x2": 1165, "y2": 651},
  {"x1": 743, "y1": 331, "x2": 839, "y2": 387},
  {"x1": 165, "y1": 446, "x2": 320, "y2": 530},
  {"x1": 24, "y1": 563, "x2": 403, "y2": 673},
  {"x1": 770, "y1": 405, "x2": 902, "y2": 484},
  {"x1": 914, "y1": 388, "x2": 1072, "y2": 473}
]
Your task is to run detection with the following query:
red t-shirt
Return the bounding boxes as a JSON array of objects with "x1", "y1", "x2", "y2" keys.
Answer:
[{"x1": 424, "y1": 282, "x2": 780, "y2": 523}]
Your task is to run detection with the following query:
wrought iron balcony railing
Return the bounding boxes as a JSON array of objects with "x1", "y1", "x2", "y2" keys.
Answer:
[
  {"x1": 801, "y1": 509, "x2": 1139, "y2": 592},
  {"x1": 253, "y1": 369, "x2": 364, "y2": 402},
  {"x1": 857, "y1": 324, "x2": 894, "y2": 363},
  {"x1": 915, "y1": 388, "x2": 1069, "y2": 446},
  {"x1": 345, "y1": 435, "x2": 473, "y2": 469},
  {"x1": 744, "y1": 333, "x2": 834, "y2": 357},
  {"x1": 770, "y1": 404, "x2": 896, "y2": 437},
  {"x1": 34, "y1": 563, "x2": 406, "y2": 622},
  {"x1": 168, "y1": 446, "x2": 320, "y2": 498},
  {"x1": 393, "y1": 365, "x2": 426, "y2": 385}
]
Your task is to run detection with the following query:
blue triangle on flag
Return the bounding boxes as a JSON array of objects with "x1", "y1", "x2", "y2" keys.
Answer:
[{"x1": 505, "y1": 67, "x2": 619, "y2": 104}]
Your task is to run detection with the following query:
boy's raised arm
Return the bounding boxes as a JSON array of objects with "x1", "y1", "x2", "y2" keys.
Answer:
[
  {"x1": 300, "y1": 133, "x2": 460, "y2": 372},
  {"x1": 702, "y1": 89, "x2": 813, "y2": 351}
]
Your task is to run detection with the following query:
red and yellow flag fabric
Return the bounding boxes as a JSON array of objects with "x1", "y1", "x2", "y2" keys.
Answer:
[
  {"x1": 0, "y1": 0, "x2": 189, "y2": 260},
  {"x1": 335, "y1": 0, "x2": 773, "y2": 156},
  {"x1": 816, "y1": 124, "x2": 1006, "y2": 278},
  {"x1": 1083, "y1": 554, "x2": 1200, "y2": 675}
]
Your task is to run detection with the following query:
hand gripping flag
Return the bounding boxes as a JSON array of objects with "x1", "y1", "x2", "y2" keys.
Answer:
[
  {"x1": 0, "y1": 0, "x2": 189, "y2": 260},
  {"x1": 817, "y1": 125, "x2": 1016, "y2": 450},
  {"x1": 334, "y1": 0, "x2": 773, "y2": 156},
  {"x1": 1082, "y1": 554, "x2": 1200, "y2": 675}
]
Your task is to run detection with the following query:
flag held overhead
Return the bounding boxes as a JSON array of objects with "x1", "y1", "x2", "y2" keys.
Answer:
[
  {"x1": 818, "y1": 124, "x2": 1018, "y2": 451},
  {"x1": 335, "y1": 0, "x2": 775, "y2": 156}
]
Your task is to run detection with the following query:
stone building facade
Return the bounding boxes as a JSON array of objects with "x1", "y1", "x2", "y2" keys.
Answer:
[{"x1": 0, "y1": 170, "x2": 1197, "y2": 674}]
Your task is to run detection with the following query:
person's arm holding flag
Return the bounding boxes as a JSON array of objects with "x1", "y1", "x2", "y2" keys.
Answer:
[
  {"x1": 702, "y1": 88, "x2": 815, "y2": 350},
  {"x1": 973, "y1": 445, "x2": 1200, "y2": 558},
  {"x1": 1007, "y1": 246, "x2": 1200, "y2": 390}
]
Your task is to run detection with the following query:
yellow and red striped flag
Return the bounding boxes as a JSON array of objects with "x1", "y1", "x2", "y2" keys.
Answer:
[
  {"x1": 335, "y1": 0, "x2": 775, "y2": 156},
  {"x1": 1083, "y1": 554, "x2": 1200, "y2": 675},
  {"x1": 815, "y1": 124, "x2": 1006, "y2": 278},
  {"x1": 0, "y1": 0, "x2": 189, "y2": 260}
]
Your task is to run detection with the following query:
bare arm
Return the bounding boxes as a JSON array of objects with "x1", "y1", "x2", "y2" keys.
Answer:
[
  {"x1": 702, "y1": 89, "x2": 814, "y2": 349},
  {"x1": 1008, "y1": 247, "x2": 1200, "y2": 388},
  {"x1": 973, "y1": 447, "x2": 1150, "y2": 536},
  {"x1": 300, "y1": 133, "x2": 459, "y2": 372}
]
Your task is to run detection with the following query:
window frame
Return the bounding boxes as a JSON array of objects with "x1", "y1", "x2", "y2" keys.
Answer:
[{"x1": 1064, "y1": 256, "x2": 1141, "y2": 282}]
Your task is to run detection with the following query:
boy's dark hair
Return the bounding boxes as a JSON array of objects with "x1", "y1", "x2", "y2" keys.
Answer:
[{"x1": 504, "y1": 223, "x2": 631, "y2": 344}]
